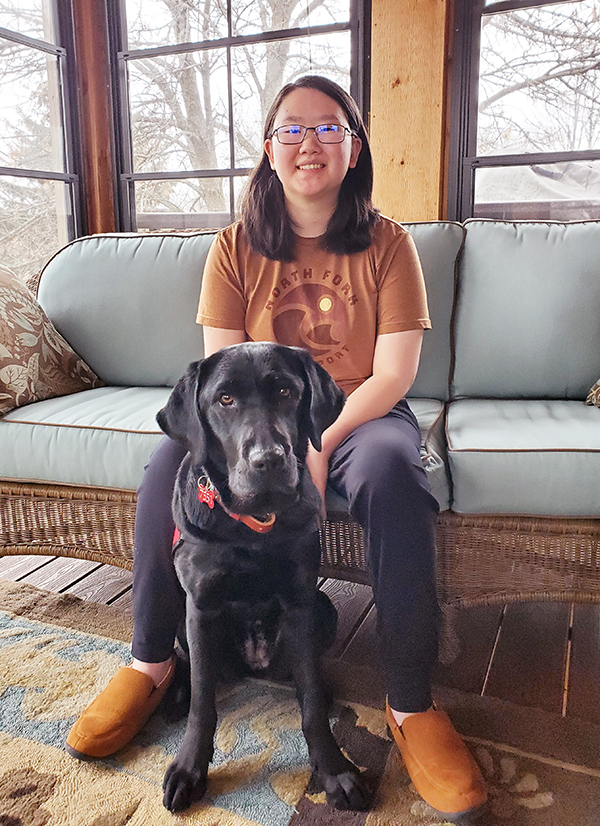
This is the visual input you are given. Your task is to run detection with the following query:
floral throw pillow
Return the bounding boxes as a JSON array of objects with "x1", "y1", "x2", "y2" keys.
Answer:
[
  {"x1": 586, "y1": 379, "x2": 600, "y2": 408},
  {"x1": 0, "y1": 265, "x2": 104, "y2": 417}
]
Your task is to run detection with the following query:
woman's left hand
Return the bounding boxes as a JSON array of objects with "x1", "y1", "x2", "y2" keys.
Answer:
[{"x1": 305, "y1": 444, "x2": 330, "y2": 518}]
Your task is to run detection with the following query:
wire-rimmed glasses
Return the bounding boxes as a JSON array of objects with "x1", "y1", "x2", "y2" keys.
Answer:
[{"x1": 270, "y1": 124, "x2": 354, "y2": 144}]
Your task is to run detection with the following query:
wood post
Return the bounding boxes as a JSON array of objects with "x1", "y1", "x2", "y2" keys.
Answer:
[{"x1": 72, "y1": 0, "x2": 117, "y2": 234}]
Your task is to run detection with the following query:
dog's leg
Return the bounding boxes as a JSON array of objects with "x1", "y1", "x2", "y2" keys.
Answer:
[
  {"x1": 283, "y1": 603, "x2": 370, "y2": 811},
  {"x1": 163, "y1": 598, "x2": 219, "y2": 813},
  {"x1": 161, "y1": 649, "x2": 191, "y2": 722}
]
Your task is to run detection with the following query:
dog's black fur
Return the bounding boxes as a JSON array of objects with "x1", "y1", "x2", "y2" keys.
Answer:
[{"x1": 156, "y1": 342, "x2": 369, "y2": 814}]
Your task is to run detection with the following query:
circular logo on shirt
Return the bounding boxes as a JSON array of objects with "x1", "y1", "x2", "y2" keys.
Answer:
[{"x1": 272, "y1": 283, "x2": 349, "y2": 359}]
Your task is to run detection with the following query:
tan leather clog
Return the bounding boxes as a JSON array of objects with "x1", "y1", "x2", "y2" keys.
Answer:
[
  {"x1": 66, "y1": 660, "x2": 175, "y2": 760},
  {"x1": 386, "y1": 700, "x2": 488, "y2": 822}
]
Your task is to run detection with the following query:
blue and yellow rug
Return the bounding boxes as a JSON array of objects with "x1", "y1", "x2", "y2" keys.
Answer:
[{"x1": 1, "y1": 578, "x2": 599, "y2": 826}]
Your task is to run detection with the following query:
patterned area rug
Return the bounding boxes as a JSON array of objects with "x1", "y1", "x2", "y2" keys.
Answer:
[{"x1": 1, "y1": 578, "x2": 600, "y2": 826}]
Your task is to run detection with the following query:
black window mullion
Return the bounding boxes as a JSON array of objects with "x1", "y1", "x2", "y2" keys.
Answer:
[
  {"x1": 354, "y1": 0, "x2": 371, "y2": 121},
  {"x1": 117, "y1": 54, "x2": 136, "y2": 231},
  {"x1": 54, "y1": 0, "x2": 82, "y2": 237},
  {"x1": 484, "y1": 0, "x2": 569, "y2": 13},
  {"x1": 108, "y1": 0, "x2": 135, "y2": 231},
  {"x1": 470, "y1": 149, "x2": 600, "y2": 168},
  {"x1": 120, "y1": 21, "x2": 352, "y2": 61},
  {"x1": 447, "y1": 0, "x2": 483, "y2": 220},
  {"x1": 349, "y1": 0, "x2": 361, "y2": 114},
  {"x1": 123, "y1": 168, "x2": 252, "y2": 181},
  {"x1": 226, "y1": 0, "x2": 236, "y2": 221},
  {"x1": 0, "y1": 25, "x2": 64, "y2": 55}
]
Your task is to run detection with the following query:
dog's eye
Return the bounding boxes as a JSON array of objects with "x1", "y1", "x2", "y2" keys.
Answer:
[
  {"x1": 279, "y1": 387, "x2": 292, "y2": 399},
  {"x1": 219, "y1": 394, "x2": 235, "y2": 406}
]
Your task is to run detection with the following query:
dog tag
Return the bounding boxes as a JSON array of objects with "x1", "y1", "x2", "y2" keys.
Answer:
[{"x1": 197, "y1": 478, "x2": 216, "y2": 508}]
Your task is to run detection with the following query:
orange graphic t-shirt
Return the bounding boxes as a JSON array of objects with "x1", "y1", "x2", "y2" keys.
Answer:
[{"x1": 196, "y1": 216, "x2": 431, "y2": 395}]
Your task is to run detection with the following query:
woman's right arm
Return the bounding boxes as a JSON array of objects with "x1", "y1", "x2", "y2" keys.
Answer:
[{"x1": 203, "y1": 326, "x2": 246, "y2": 358}]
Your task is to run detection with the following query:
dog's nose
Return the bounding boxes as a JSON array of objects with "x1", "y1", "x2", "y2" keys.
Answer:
[{"x1": 248, "y1": 445, "x2": 285, "y2": 473}]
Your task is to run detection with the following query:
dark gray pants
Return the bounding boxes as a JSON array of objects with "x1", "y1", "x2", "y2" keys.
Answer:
[{"x1": 131, "y1": 400, "x2": 440, "y2": 712}]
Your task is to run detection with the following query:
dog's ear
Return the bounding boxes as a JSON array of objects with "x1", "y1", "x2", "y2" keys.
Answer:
[
  {"x1": 292, "y1": 348, "x2": 346, "y2": 451},
  {"x1": 156, "y1": 359, "x2": 208, "y2": 462}
]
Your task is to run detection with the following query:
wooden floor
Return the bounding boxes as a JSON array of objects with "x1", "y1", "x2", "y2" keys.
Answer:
[{"x1": 1, "y1": 553, "x2": 599, "y2": 724}]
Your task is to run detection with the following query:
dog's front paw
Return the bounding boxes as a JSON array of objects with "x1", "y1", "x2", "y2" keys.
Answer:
[
  {"x1": 162, "y1": 761, "x2": 207, "y2": 812},
  {"x1": 321, "y1": 769, "x2": 371, "y2": 811}
]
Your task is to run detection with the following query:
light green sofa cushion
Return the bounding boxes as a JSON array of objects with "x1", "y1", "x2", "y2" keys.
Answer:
[
  {"x1": 0, "y1": 387, "x2": 169, "y2": 490},
  {"x1": 447, "y1": 399, "x2": 600, "y2": 516},
  {"x1": 452, "y1": 220, "x2": 600, "y2": 400},
  {"x1": 37, "y1": 233, "x2": 212, "y2": 387},
  {"x1": 37, "y1": 224, "x2": 461, "y2": 401},
  {"x1": 0, "y1": 390, "x2": 449, "y2": 509},
  {"x1": 404, "y1": 222, "x2": 464, "y2": 402}
]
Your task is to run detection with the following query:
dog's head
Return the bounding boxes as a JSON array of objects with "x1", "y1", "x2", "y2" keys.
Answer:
[{"x1": 157, "y1": 342, "x2": 345, "y2": 515}]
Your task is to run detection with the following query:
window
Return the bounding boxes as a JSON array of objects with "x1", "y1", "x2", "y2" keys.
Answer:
[
  {"x1": 448, "y1": 0, "x2": 600, "y2": 221},
  {"x1": 114, "y1": 0, "x2": 367, "y2": 232},
  {"x1": 0, "y1": 0, "x2": 79, "y2": 281}
]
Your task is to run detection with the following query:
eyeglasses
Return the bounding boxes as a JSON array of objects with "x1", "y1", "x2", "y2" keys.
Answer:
[{"x1": 270, "y1": 124, "x2": 355, "y2": 145}]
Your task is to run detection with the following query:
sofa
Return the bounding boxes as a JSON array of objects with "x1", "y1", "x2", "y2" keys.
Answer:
[{"x1": 1, "y1": 220, "x2": 599, "y2": 609}]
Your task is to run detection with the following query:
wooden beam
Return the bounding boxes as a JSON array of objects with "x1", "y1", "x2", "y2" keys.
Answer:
[
  {"x1": 370, "y1": 0, "x2": 450, "y2": 221},
  {"x1": 72, "y1": 0, "x2": 117, "y2": 234}
]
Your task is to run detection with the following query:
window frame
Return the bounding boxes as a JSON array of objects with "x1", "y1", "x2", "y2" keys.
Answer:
[
  {"x1": 446, "y1": 0, "x2": 600, "y2": 221},
  {"x1": 109, "y1": 0, "x2": 370, "y2": 232},
  {"x1": 0, "y1": 1, "x2": 83, "y2": 247}
]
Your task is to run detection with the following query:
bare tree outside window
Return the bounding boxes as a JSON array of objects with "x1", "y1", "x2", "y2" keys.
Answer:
[
  {"x1": 478, "y1": 2, "x2": 600, "y2": 156},
  {"x1": 0, "y1": 0, "x2": 55, "y2": 42},
  {"x1": 120, "y1": 0, "x2": 355, "y2": 231}
]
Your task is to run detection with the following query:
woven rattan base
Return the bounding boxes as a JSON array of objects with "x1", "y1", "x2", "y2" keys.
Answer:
[
  {"x1": 2, "y1": 482, "x2": 600, "y2": 607},
  {"x1": 436, "y1": 511, "x2": 600, "y2": 607},
  {"x1": 0, "y1": 482, "x2": 136, "y2": 570}
]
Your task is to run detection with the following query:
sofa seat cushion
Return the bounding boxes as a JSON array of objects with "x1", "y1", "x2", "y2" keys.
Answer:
[
  {"x1": 326, "y1": 398, "x2": 450, "y2": 513},
  {"x1": 0, "y1": 386, "x2": 169, "y2": 491},
  {"x1": 447, "y1": 399, "x2": 600, "y2": 516},
  {"x1": 0, "y1": 390, "x2": 450, "y2": 509}
]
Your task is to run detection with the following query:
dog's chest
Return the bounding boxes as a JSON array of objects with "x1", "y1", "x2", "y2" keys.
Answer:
[{"x1": 222, "y1": 553, "x2": 293, "y2": 604}]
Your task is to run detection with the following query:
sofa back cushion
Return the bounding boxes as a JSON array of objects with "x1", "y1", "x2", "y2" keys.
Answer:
[
  {"x1": 37, "y1": 233, "x2": 213, "y2": 386},
  {"x1": 452, "y1": 220, "x2": 600, "y2": 400},
  {"x1": 404, "y1": 221, "x2": 464, "y2": 401},
  {"x1": 37, "y1": 223, "x2": 461, "y2": 394}
]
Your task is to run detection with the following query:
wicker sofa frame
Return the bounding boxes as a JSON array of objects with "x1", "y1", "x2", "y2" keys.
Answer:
[{"x1": 2, "y1": 479, "x2": 599, "y2": 609}]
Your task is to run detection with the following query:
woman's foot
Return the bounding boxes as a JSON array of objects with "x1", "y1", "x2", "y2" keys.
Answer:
[
  {"x1": 386, "y1": 700, "x2": 487, "y2": 823},
  {"x1": 65, "y1": 657, "x2": 175, "y2": 760},
  {"x1": 130, "y1": 657, "x2": 174, "y2": 685}
]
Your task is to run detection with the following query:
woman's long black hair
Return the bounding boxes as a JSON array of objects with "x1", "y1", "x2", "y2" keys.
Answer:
[{"x1": 241, "y1": 75, "x2": 379, "y2": 262}]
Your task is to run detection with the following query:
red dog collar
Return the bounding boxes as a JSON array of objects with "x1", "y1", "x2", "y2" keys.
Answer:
[{"x1": 186, "y1": 476, "x2": 277, "y2": 535}]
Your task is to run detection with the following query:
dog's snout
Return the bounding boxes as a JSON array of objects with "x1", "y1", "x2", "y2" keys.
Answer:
[{"x1": 248, "y1": 444, "x2": 286, "y2": 473}]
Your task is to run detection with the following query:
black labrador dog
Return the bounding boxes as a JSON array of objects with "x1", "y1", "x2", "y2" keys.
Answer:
[{"x1": 156, "y1": 342, "x2": 369, "y2": 814}]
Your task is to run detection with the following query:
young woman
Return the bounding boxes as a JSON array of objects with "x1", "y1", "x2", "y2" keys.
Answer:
[{"x1": 67, "y1": 75, "x2": 487, "y2": 821}]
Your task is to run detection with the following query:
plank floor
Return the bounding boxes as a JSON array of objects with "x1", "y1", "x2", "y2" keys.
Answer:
[{"x1": 1, "y1": 554, "x2": 599, "y2": 723}]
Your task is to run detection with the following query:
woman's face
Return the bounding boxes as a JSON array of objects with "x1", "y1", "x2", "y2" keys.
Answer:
[{"x1": 264, "y1": 87, "x2": 362, "y2": 209}]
